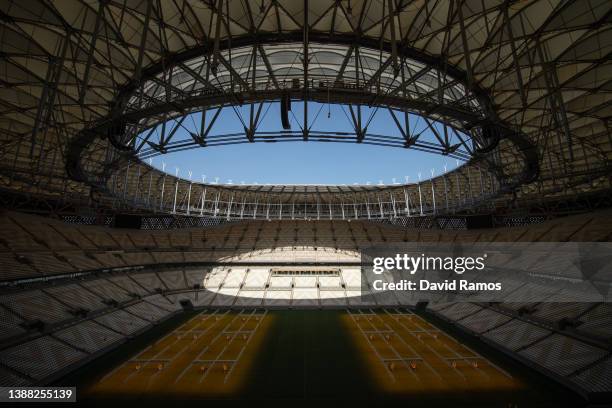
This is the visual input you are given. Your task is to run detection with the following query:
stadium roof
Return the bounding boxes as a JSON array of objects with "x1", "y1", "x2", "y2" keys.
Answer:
[{"x1": 0, "y1": 0, "x2": 610, "y2": 216}]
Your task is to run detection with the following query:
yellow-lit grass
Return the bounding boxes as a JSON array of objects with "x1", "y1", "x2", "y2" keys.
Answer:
[
  {"x1": 342, "y1": 311, "x2": 525, "y2": 395},
  {"x1": 86, "y1": 311, "x2": 272, "y2": 399}
]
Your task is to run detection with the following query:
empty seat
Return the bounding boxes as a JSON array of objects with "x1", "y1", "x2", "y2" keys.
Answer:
[{"x1": 0, "y1": 336, "x2": 86, "y2": 381}]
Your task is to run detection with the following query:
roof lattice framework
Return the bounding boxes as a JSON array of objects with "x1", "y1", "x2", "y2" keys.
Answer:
[{"x1": 0, "y1": 0, "x2": 610, "y2": 211}]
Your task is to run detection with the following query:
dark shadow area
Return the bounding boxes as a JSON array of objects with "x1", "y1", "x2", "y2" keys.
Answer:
[{"x1": 238, "y1": 310, "x2": 377, "y2": 400}]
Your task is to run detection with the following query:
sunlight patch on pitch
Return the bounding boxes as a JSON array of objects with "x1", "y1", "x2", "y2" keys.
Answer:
[
  {"x1": 341, "y1": 310, "x2": 525, "y2": 395},
  {"x1": 85, "y1": 310, "x2": 272, "y2": 398}
]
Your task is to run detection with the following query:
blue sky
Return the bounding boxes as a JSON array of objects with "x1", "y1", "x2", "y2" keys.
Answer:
[{"x1": 148, "y1": 103, "x2": 463, "y2": 185}]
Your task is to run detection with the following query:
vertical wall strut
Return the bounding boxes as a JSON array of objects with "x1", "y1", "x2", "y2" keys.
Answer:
[
  {"x1": 214, "y1": 191, "x2": 220, "y2": 217},
  {"x1": 160, "y1": 173, "x2": 166, "y2": 211},
  {"x1": 226, "y1": 193, "x2": 233, "y2": 220},
  {"x1": 403, "y1": 187, "x2": 411, "y2": 216},
  {"x1": 417, "y1": 175, "x2": 424, "y2": 215},
  {"x1": 172, "y1": 177, "x2": 179, "y2": 214},
  {"x1": 200, "y1": 187, "x2": 207, "y2": 215},
  {"x1": 187, "y1": 181, "x2": 192, "y2": 215},
  {"x1": 443, "y1": 173, "x2": 449, "y2": 211},
  {"x1": 431, "y1": 170, "x2": 436, "y2": 214}
]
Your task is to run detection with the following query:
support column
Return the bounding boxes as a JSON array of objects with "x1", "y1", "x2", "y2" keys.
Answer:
[
  {"x1": 147, "y1": 169, "x2": 153, "y2": 207},
  {"x1": 403, "y1": 187, "x2": 411, "y2": 216},
  {"x1": 417, "y1": 176, "x2": 424, "y2": 215},
  {"x1": 186, "y1": 177, "x2": 192, "y2": 215},
  {"x1": 200, "y1": 187, "x2": 207, "y2": 216},
  {"x1": 160, "y1": 173, "x2": 166, "y2": 211},
  {"x1": 226, "y1": 193, "x2": 234, "y2": 220},
  {"x1": 213, "y1": 191, "x2": 220, "y2": 217},
  {"x1": 172, "y1": 178, "x2": 179, "y2": 214}
]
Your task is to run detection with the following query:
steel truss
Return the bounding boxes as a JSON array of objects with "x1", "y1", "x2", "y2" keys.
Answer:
[
  {"x1": 107, "y1": 41, "x2": 488, "y2": 161},
  {"x1": 69, "y1": 39, "x2": 539, "y2": 219},
  {"x1": 0, "y1": 0, "x2": 609, "y2": 220}
]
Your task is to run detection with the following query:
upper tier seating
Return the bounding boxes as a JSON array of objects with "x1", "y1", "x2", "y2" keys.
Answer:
[{"x1": 0, "y1": 209, "x2": 610, "y2": 281}]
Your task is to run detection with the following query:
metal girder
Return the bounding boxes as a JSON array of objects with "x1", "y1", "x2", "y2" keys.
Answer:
[
  {"x1": 66, "y1": 27, "x2": 539, "y2": 208},
  {"x1": 79, "y1": 0, "x2": 105, "y2": 104},
  {"x1": 175, "y1": 61, "x2": 219, "y2": 93},
  {"x1": 257, "y1": 44, "x2": 280, "y2": 90},
  {"x1": 303, "y1": 0, "x2": 309, "y2": 141},
  {"x1": 193, "y1": 106, "x2": 222, "y2": 146},
  {"x1": 99, "y1": 86, "x2": 483, "y2": 127},
  {"x1": 1, "y1": 0, "x2": 609, "y2": 225},
  {"x1": 216, "y1": 53, "x2": 250, "y2": 90},
  {"x1": 536, "y1": 43, "x2": 575, "y2": 162},
  {"x1": 31, "y1": 33, "x2": 70, "y2": 159},
  {"x1": 211, "y1": 0, "x2": 224, "y2": 75},
  {"x1": 105, "y1": 30, "x2": 492, "y2": 115},
  {"x1": 135, "y1": 0, "x2": 153, "y2": 81}
]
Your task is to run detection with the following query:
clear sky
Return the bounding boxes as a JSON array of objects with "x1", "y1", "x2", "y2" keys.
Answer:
[{"x1": 148, "y1": 102, "x2": 464, "y2": 185}]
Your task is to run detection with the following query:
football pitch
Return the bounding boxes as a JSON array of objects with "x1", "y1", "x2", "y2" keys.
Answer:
[{"x1": 63, "y1": 309, "x2": 582, "y2": 406}]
